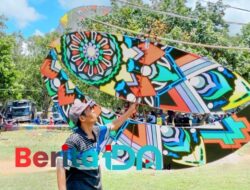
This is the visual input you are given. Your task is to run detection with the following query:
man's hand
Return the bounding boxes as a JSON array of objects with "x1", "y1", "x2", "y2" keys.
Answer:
[{"x1": 110, "y1": 103, "x2": 138, "y2": 131}]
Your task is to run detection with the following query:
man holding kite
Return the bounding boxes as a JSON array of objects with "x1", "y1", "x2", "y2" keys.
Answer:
[{"x1": 57, "y1": 99, "x2": 137, "y2": 190}]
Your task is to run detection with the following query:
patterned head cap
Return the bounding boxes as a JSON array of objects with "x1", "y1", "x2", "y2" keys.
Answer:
[{"x1": 69, "y1": 99, "x2": 93, "y2": 125}]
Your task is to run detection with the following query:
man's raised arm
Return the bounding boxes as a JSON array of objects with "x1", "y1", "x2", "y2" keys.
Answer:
[{"x1": 110, "y1": 103, "x2": 137, "y2": 131}]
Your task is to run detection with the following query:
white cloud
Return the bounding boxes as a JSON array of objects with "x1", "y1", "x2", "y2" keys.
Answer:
[
  {"x1": 21, "y1": 41, "x2": 30, "y2": 56},
  {"x1": 186, "y1": 0, "x2": 196, "y2": 10},
  {"x1": 58, "y1": 0, "x2": 111, "y2": 10},
  {"x1": 0, "y1": 0, "x2": 43, "y2": 29},
  {"x1": 50, "y1": 28, "x2": 56, "y2": 33},
  {"x1": 223, "y1": 0, "x2": 250, "y2": 35},
  {"x1": 143, "y1": 0, "x2": 152, "y2": 4},
  {"x1": 33, "y1": 29, "x2": 44, "y2": 36}
]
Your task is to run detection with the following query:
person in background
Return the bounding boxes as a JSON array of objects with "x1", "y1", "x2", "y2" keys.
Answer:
[
  {"x1": 34, "y1": 116, "x2": 41, "y2": 125},
  {"x1": 115, "y1": 107, "x2": 122, "y2": 115},
  {"x1": 160, "y1": 110, "x2": 166, "y2": 125},
  {"x1": 173, "y1": 112, "x2": 181, "y2": 127},
  {"x1": 167, "y1": 110, "x2": 175, "y2": 125},
  {"x1": 0, "y1": 113, "x2": 4, "y2": 134},
  {"x1": 138, "y1": 113, "x2": 145, "y2": 122},
  {"x1": 183, "y1": 113, "x2": 190, "y2": 127},
  {"x1": 147, "y1": 111, "x2": 156, "y2": 124},
  {"x1": 123, "y1": 102, "x2": 130, "y2": 113},
  {"x1": 191, "y1": 114, "x2": 199, "y2": 126},
  {"x1": 156, "y1": 113, "x2": 163, "y2": 125},
  {"x1": 49, "y1": 116, "x2": 54, "y2": 125}
]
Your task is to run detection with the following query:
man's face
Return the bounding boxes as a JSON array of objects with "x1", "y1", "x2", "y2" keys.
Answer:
[{"x1": 81, "y1": 105, "x2": 97, "y2": 124}]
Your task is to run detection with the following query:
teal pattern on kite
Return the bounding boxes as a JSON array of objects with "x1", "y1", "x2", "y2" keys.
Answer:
[
  {"x1": 59, "y1": 31, "x2": 250, "y2": 113},
  {"x1": 40, "y1": 46, "x2": 250, "y2": 169}
]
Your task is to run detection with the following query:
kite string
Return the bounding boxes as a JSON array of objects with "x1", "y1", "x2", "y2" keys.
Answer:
[
  {"x1": 115, "y1": 0, "x2": 248, "y2": 25},
  {"x1": 84, "y1": 16, "x2": 250, "y2": 51},
  {"x1": 200, "y1": 0, "x2": 250, "y2": 13}
]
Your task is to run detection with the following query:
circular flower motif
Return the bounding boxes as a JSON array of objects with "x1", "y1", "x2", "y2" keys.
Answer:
[{"x1": 62, "y1": 31, "x2": 122, "y2": 86}]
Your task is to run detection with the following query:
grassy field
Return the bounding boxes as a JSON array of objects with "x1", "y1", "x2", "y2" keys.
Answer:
[{"x1": 0, "y1": 129, "x2": 250, "y2": 190}]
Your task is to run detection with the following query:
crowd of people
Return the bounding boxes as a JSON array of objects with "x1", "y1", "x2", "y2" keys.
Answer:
[
  {"x1": 115, "y1": 104, "x2": 231, "y2": 127},
  {"x1": 0, "y1": 102, "x2": 233, "y2": 131}
]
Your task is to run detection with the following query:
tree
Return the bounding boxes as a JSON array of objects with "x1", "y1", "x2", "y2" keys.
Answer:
[
  {"x1": 0, "y1": 15, "x2": 7, "y2": 36},
  {"x1": 14, "y1": 32, "x2": 60, "y2": 114},
  {"x1": 0, "y1": 16, "x2": 19, "y2": 103},
  {"x1": 241, "y1": 23, "x2": 250, "y2": 47}
]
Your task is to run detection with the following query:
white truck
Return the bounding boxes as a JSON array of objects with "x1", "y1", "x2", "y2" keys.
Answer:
[{"x1": 4, "y1": 100, "x2": 36, "y2": 123}]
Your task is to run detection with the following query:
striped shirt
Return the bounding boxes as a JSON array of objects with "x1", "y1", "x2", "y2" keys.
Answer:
[{"x1": 63, "y1": 125, "x2": 110, "y2": 190}]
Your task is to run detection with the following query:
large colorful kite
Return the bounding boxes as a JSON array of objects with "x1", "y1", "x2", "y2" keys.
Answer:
[{"x1": 40, "y1": 30, "x2": 250, "y2": 169}]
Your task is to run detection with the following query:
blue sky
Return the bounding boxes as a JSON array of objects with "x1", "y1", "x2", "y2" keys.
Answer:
[{"x1": 0, "y1": 0, "x2": 249, "y2": 38}]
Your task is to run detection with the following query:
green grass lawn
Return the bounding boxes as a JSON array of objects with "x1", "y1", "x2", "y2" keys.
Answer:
[
  {"x1": 0, "y1": 129, "x2": 250, "y2": 190},
  {"x1": 0, "y1": 129, "x2": 68, "y2": 161}
]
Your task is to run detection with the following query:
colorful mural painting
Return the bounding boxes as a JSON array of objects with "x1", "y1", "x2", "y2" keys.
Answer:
[
  {"x1": 40, "y1": 41, "x2": 250, "y2": 169},
  {"x1": 59, "y1": 31, "x2": 250, "y2": 113}
]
